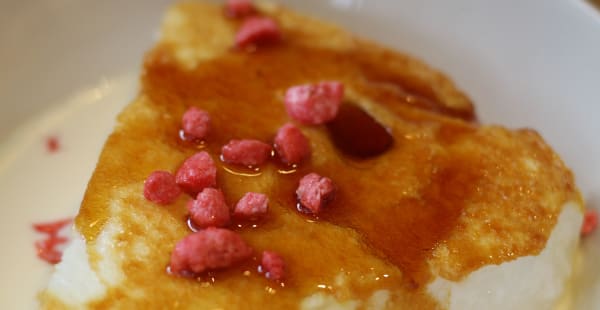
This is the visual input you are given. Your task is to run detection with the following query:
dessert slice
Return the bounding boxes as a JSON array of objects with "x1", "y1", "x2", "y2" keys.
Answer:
[{"x1": 40, "y1": 1, "x2": 583, "y2": 309}]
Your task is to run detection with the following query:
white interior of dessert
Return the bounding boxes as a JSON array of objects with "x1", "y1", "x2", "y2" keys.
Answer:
[
  {"x1": 46, "y1": 234, "x2": 104, "y2": 305},
  {"x1": 427, "y1": 201, "x2": 582, "y2": 310},
  {"x1": 45, "y1": 219, "x2": 121, "y2": 305},
  {"x1": 45, "y1": 202, "x2": 582, "y2": 309}
]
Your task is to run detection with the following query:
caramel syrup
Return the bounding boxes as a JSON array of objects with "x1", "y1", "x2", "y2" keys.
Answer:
[
  {"x1": 327, "y1": 102, "x2": 394, "y2": 158},
  {"x1": 77, "y1": 21, "x2": 576, "y2": 309}
]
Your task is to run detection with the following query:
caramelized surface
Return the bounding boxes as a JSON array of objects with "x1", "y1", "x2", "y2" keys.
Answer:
[{"x1": 46, "y1": 2, "x2": 579, "y2": 309}]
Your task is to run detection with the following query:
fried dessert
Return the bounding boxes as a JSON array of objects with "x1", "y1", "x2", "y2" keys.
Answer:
[{"x1": 40, "y1": 1, "x2": 584, "y2": 309}]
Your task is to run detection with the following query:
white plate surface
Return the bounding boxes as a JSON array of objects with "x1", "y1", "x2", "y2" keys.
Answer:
[{"x1": 0, "y1": 0, "x2": 599, "y2": 308}]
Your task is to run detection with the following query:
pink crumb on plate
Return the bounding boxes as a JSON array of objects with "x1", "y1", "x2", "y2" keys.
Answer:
[
  {"x1": 32, "y1": 218, "x2": 72, "y2": 264},
  {"x1": 582, "y1": 209, "x2": 598, "y2": 237},
  {"x1": 33, "y1": 218, "x2": 72, "y2": 234},
  {"x1": 45, "y1": 136, "x2": 60, "y2": 153}
]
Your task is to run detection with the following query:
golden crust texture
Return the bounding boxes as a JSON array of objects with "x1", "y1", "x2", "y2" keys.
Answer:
[{"x1": 41, "y1": 2, "x2": 580, "y2": 309}]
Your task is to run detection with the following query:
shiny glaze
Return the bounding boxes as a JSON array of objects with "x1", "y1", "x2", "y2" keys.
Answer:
[
  {"x1": 327, "y1": 102, "x2": 394, "y2": 158},
  {"x1": 73, "y1": 5, "x2": 578, "y2": 308}
]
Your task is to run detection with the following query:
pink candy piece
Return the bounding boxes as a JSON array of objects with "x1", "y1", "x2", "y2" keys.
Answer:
[
  {"x1": 235, "y1": 17, "x2": 281, "y2": 48},
  {"x1": 175, "y1": 152, "x2": 218, "y2": 196},
  {"x1": 221, "y1": 139, "x2": 272, "y2": 166},
  {"x1": 35, "y1": 235, "x2": 68, "y2": 264},
  {"x1": 32, "y1": 218, "x2": 72, "y2": 265},
  {"x1": 582, "y1": 209, "x2": 598, "y2": 236},
  {"x1": 274, "y1": 123, "x2": 311, "y2": 165},
  {"x1": 296, "y1": 173, "x2": 336, "y2": 214},
  {"x1": 225, "y1": 0, "x2": 255, "y2": 18},
  {"x1": 46, "y1": 136, "x2": 60, "y2": 153},
  {"x1": 261, "y1": 251, "x2": 285, "y2": 281},
  {"x1": 182, "y1": 107, "x2": 211, "y2": 140},
  {"x1": 144, "y1": 171, "x2": 182, "y2": 205},
  {"x1": 284, "y1": 81, "x2": 344, "y2": 125},
  {"x1": 33, "y1": 218, "x2": 72, "y2": 235},
  {"x1": 170, "y1": 228, "x2": 253, "y2": 275},
  {"x1": 188, "y1": 188, "x2": 231, "y2": 228},
  {"x1": 234, "y1": 192, "x2": 269, "y2": 219}
]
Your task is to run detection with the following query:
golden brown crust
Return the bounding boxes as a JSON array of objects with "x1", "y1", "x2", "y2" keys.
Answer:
[{"x1": 42, "y1": 2, "x2": 579, "y2": 309}]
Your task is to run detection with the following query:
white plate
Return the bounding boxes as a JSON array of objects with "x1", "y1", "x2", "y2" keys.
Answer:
[{"x1": 1, "y1": 0, "x2": 599, "y2": 308}]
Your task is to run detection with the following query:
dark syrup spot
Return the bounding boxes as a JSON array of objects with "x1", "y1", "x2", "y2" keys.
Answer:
[{"x1": 327, "y1": 103, "x2": 394, "y2": 158}]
